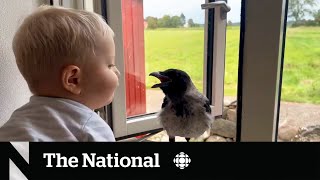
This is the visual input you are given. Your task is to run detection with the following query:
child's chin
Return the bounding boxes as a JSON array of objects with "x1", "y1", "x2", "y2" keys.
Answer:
[{"x1": 104, "y1": 97, "x2": 114, "y2": 105}]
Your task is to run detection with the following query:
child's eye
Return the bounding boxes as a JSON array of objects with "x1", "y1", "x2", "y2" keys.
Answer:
[{"x1": 108, "y1": 64, "x2": 116, "y2": 68}]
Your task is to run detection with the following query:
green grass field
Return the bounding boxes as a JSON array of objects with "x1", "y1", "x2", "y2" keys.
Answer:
[{"x1": 145, "y1": 26, "x2": 320, "y2": 104}]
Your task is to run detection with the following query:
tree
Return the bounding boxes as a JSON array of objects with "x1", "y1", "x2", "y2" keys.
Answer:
[
  {"x1": 171, "y1": 16, "x2": 181, "y2": 28},
  {"x1": 146, "y1": 16, "x2": 158, "y2": 29},
  {"x1": 227, "y1": 20, "x2": 233, "y2": 26},
  {"x1": 313, "y1": 9, "x2": 320, "y2": 25},
  {"x1": 288, "y1": 0, "x2": 316, "y2": 22},
  {"x1": 180, "y1": 13, "x2": 186, "y2": 26},
  {"x1": 188, "y1": 19, "x2": 195, "y2": 27},
  {"x1": 158, "y1": 15, "x2": 171, "y2": 28}
]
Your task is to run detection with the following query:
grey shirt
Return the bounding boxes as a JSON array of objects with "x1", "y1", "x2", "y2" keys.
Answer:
[{"x1": 0, "y1": 96, "x2": 115, "y2": 142}]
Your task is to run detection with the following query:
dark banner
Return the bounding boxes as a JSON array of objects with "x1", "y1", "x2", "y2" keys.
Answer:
[{"x1": 1, "y1": 142, "x2": 320, "y2": 180}]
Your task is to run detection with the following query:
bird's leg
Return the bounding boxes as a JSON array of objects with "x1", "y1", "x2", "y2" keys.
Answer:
[
  {"x1": 169, "y1": 136, "x2": 175, "y2": 142},
  {"x1": 185, "y1": 137, "x2": 190, "y2": 142}
]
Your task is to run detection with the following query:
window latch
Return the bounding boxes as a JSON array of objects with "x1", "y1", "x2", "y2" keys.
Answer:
[{"x1": 201, "y1": 1, "x2": 231, "y2": 20}]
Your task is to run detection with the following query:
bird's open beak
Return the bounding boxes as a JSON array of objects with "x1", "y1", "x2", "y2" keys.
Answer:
[{"x1": 149, "y1": 72, "x2": 171, "y2": 88}]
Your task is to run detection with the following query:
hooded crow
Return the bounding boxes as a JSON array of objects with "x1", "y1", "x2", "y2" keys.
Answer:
[{"x1": 149, "y1": 69, "x2": 213, "y2": 142}]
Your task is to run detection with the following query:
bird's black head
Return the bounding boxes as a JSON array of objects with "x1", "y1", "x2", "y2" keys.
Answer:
[{"x1": 149, "y1": 69, "x2": 192, "y2": 98}]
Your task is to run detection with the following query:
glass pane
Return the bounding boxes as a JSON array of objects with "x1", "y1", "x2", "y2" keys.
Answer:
[
  {"x1": 277, "y1": 0, "x2": 320, "y2": 142},
  {"x1": 122, "y1": 0, "x2": 205, "y2": 118},
  {"x1": 222, "y1": 0, "x2": 241, "y2": 142}
]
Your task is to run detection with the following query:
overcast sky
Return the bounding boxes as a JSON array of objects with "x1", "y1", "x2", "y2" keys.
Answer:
[
  {"x1": 143, "y1": 0, "x2": 242, "y2": 24},
  {"x1": 143, "y1": 0, "x2": 320, "y2": 24}
]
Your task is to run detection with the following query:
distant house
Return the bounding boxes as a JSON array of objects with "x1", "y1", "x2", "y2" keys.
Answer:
[{"x1": 144, "y1": 21, "x2": 148, "y2": 29}]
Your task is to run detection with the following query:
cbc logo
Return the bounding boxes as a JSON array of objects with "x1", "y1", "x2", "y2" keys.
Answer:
[{"x1": 173, "y1": 152, "x2": 191, "y2": 169}]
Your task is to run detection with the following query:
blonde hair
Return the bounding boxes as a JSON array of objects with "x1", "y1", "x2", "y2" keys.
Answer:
[{"x1": 12, "y1": 5, "x2": 114, "y2": 92}]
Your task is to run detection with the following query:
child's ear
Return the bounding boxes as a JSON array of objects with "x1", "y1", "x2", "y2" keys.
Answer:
[{"x1": 61, "y1": 65, "x2": 81, "y2": 95}]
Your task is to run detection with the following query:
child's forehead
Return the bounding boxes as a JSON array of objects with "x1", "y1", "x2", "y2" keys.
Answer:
[
  {"x1": 93, "y1": 34, "x2": 115, "y2": 56},
  {"x1": 97, "y1": 34, "x2": 114, "y2": 46}
]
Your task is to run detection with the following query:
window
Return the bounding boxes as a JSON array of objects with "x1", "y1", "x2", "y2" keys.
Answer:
[
  {"x1": 236, "y1": 0, "x2": 288, "y2": 141},
  {"x1": 236, "y1": 0, "x2": 319, "y2": 142},
  {"x1": 107, "y1": 0, "x2": 227, "y2": 139},
  {"x1": 277, "y1": 0, "x2": 320, "y2": 142}
]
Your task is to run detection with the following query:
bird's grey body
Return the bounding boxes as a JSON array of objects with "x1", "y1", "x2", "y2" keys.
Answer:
[
  {"x1": 158, "y1": 84, "x2": 212, "y2": 138},
  {"x1": 150, "y1": 68, "x2": 213, "y2": 141}
]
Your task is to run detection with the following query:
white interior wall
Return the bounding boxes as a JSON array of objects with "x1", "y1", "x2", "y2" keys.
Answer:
[{"x1": 0, "y1": 0, "x2": 47, "y2": 126}]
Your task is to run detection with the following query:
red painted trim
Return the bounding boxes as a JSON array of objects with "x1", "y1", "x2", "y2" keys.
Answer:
[{"x1": 122, "y1": 0, "x2": 146, "y2": 117}]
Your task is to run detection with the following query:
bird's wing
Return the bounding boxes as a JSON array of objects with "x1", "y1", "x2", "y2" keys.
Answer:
[
  {"x1": 185, "y1": 88, "x2": 211, "y2": 115},
  {"x1": 204, "y1": 98, "x2": 211, "y2": 114},
  {"x1": 161, "y1": 96, "x2": 169, "y2": 108}
]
